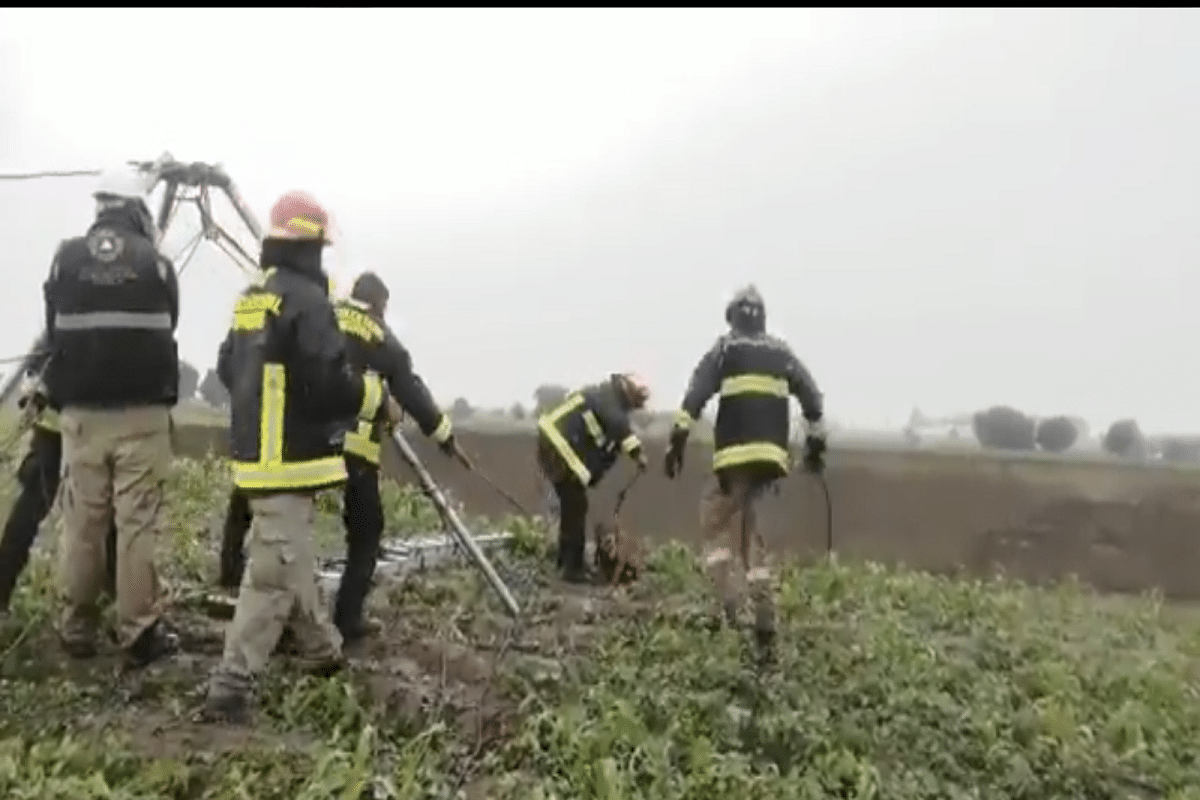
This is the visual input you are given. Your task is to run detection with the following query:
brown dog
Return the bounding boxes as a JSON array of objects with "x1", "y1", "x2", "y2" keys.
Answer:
[{"x1": 593, "y1": 520, "x2": 646, "y2": 586}]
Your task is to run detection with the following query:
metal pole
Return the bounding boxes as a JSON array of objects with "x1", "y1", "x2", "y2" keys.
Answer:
[{"x1": 388, "y1": 429, "x2": 521, "y2": 618}]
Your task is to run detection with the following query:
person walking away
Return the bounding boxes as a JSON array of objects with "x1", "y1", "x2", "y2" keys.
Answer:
[
  {"x1": 331, "y1": 271, "x2": 466, "y2": 642},
  {"x1": 203, "y1": 190, "x2": 402, "y2": 724},
  {"x1": 43, "y1": 165, "x2": 181, "y2": 666},
  {"x1": 663, "y1": 285, "x2": 827, "y2": 664},
  {"x1": 536, "y1": 373, "x2": 650, "y2": 583}
]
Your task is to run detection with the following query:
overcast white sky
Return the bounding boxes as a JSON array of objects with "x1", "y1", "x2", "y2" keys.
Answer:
[{"x1": 1, "y1": 8, "x2": 1198, "y2": 434}]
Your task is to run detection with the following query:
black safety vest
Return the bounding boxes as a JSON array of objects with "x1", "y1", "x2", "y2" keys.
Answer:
[
  {"x1": 538, "y1": 381, "x2": 640, "y2": 487},
  {"x1": 711, "y1": 335, "x2": 794, "y2": 476},
  {"x1": 45, "y1": 225, "x2": 178, "y2": 409}
]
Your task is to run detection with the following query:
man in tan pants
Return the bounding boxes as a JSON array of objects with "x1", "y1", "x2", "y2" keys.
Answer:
[
  {"x1": 44, "y1": 165, "x2": 182, "y2": 665},
  {"x1": 203, "y1": 190, "x2": 401, "y2": 724},
  {"x1": 59, "y1": 408, "x2": 174, "y2": 659}
]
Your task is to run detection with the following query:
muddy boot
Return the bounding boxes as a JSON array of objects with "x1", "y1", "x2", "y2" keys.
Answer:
[
  {"x1": 60, "y1": 621, "x2": 100, "y2": 659},
  {"x1": 753, "y1": 628, "x2": 777, "y2": 667},
  {"x1": 299, "y1": 654, "x2": 347, "y2": 679},
  {"x1": 201, "y1": 671, "x2": 254, "y2": 725},
  {"x1": 126, "y1": 619, "x2": 180, "y2": 669}
]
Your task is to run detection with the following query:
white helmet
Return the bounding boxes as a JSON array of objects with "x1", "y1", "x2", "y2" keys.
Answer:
[
  {"x1": 92, "y1": 164, "x2": 160, "y2": 242},
  {"x1": 93, "y1": 164, "x2": 157, "y2": 202}
]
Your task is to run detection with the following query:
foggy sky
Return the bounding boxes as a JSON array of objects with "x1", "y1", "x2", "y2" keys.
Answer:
[{"x1": 1, "y1": 9, "x2": 1198, "y2": 433}]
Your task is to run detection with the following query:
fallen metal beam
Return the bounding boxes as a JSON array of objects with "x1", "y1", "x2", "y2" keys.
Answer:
[
  {"x1": 195, "y1": 528, "x2": 515, "y2": 620},
  {"x1": 388, "y1": 430, "x2": 522, "y2": 618},
  {"x1": 315, "y1": 529, "x2": 514, "y2": 593}
]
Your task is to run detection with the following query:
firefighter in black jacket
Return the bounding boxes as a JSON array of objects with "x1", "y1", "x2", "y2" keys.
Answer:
[
  {"x1": 0, "y1": 352, "x2": 117, "y2": 616},
  {"x1": 44, "y1": 166, "x2": 181, "y2": 667},
  {"x1": 663, "y1": 285, "x2": 827, "y2": 661},
  {"x1": 537, "y1": 373, "x2": 650, "y2": 583},
  {"x1": 331, "y1": 271, "x2": 463, "y2": 641},
  {"x1": 203, "y1": 190, "x2": 404, "y2": 724}
]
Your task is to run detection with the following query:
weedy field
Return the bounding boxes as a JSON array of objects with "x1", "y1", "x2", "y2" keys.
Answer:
[{"x1": 0, "y1": 456, "x2": 1198, "y2": 799}]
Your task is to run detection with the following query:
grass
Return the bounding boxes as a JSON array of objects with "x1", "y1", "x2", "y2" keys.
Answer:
[{"x1": 0, "y1": 456, "x2": 1198, "y2": 798}]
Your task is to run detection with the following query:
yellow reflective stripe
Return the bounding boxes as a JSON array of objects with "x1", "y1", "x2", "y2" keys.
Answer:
[
  {"x1": 673, "y1": 410, "x2": 693, "y2": 430},
  {"x1": 719, "y1": 374, "x2": 788, "y2": 397},
  {"x1": 712, "y1": 442, "x2": 790, "y2": 471},
  {"x1": 232, "y1": 457, "x2": 347, "y2": 490},
  {"x1": 581, "y1": 410, "x2": 607, "y2": 447},
  {"x1": 235, "y1": 362, "x2": 350, "y2": 489},
  {"x1": 620, "y1": 434, "x2": 640, "y2": 455},
  {"x1": 537, "y1": 417, "x2": 591, "y2": 485},
  {"x1": 261, "y1": 364, "x2": 286, "y2": 464},
  {"x1": 432, "y1": 415, "x2": 452, "y2": 444},
  {"x1": 288, "y1": 216, "x2": 323, "y2": 235},
  {"x1": 359, "y1": 372, "x2": 383, "y2": 421},
  {"x1": 34, "y1": 408, "x2": 60, "y2": 433},
  {"x1": 344, "y1": 420, "x2": 380, "y2": 465}
]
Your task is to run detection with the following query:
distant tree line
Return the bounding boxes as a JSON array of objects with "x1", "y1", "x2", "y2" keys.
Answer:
[{"x1": 971, "y1": 405, "x2": 1200, "y2": 464}]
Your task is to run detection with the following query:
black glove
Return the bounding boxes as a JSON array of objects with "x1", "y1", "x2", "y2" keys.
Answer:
[
  {"x1": 664, "y1": 429, "x2": 688, "y2": 479},
  {"x1": 802, "y1": 434, "x2": 826, "y2": 474}
]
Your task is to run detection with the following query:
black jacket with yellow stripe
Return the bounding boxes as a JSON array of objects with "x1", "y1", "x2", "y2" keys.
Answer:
[
  {"x1": 674, "y1": 331, "x2": 823, "y2": 478},
  {"x1": 216, "y1": 242, "x2": 386, "y2": 493},
  {"x1": 333, "y1": 298, "x2": 451, "y2": 466},
  {"x1": 538, "y1": 375, "x2": 643, "y2": 488}
]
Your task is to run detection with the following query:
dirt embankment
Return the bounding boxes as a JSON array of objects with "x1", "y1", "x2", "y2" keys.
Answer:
[{"x1": 172, "y1": 423, "x2": 1200, "y2": 600}]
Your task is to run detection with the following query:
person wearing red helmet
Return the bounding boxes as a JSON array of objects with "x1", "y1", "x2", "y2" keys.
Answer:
[{"x1": 203, "y1": 190, "x2": 403, "y2": 724}]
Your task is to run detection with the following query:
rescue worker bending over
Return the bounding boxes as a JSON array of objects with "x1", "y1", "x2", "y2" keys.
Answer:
[
  {"x1": 332, "y1": 271, "x2": 463, "y2": 642},
  {"x1": 43, "y1": 166, "x2": 181, "y2": 666},
  {"x1": 0, "y1": 353, "x2": 117, "y2": 615},
  {"x1": 203, "y1": 190, "x2": 403, "y2": 724},
  {"x1": 663, "y1": 285, "x2": 826, "y2": 662},
  {"x1": 537, "y1": 373, "x2": 650, "y2": 583}
]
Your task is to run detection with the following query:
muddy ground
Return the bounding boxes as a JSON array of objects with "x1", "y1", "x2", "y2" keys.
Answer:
[
  {"x1": 2, "y1": 544, "x2": 660, "y2": 791},
  {"x1": 169, "y1": 423, "x2": 1200, "y2": 600}
]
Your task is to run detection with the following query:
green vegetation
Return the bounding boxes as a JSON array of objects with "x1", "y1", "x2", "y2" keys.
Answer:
[{"x1": 0, "y1": 457, "x2": 1198, "y2": 798}]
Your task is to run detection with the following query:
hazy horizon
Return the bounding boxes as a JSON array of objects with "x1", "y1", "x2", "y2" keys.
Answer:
[{"x1": 3, "y1": 9, "x2": 1198, "y2": 435}]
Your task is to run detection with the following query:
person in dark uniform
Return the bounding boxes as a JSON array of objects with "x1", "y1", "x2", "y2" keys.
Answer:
[
  {"x1": 0, "y1": 362, "x2": 117, "y2": 615},
  {"x1": 203, "y1": 190, "x2": 404, "y2": 724},
  {"x1": 44, "y1": 166, "x2": 181, "y2": 666},
  {"x1": 213, "y1": 272, "x2": 464, "y2": 644},
  {"x1": 663, "y1": 284, "x2": 827, "y2": 663},
  {"x1": 536, "y1": 373, "x2": 650, "y2": 583},
  {"x1": 330, "y1": 271, "x2": 463, "y2": 642}
]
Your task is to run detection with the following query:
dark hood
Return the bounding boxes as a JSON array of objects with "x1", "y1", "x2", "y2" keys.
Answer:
[
  {"x1": 90, "y1": 205, "x2": 155, "y2": 243},
  {"x1": 260, "y1": 238, "x2": 329, "y2": 292}
]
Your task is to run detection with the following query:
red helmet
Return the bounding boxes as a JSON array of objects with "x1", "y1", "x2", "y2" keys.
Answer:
[{"x1": 267, "y1": 190, "x2": 335, "y2": 245}]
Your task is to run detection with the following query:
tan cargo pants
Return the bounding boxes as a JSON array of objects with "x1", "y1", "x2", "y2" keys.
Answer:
[
  {"x1": 213, "y1": 492, "x2": 341, "y2": 685},
  {"x1": 58, "y1": 406, "x2": 170, "y2": 649},
  {"x1": 699, "y1": 469, "x2": 775, "y2": 632}
]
